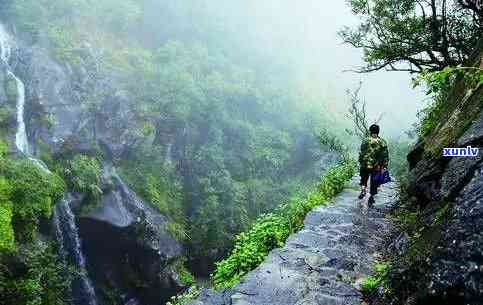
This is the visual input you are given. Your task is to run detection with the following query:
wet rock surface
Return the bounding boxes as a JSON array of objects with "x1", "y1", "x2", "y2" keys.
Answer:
[
  {"x1": 189, "y1": 179, "x2": 396, "y2": 305},
  {"x1": 390, "y1": 44, "x2": 483, "y2": 305},
  {"x1": 78, "y1": 167, "x2": 184, "y2": 305}
]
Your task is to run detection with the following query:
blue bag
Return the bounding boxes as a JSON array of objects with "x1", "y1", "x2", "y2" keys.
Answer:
[{"x1": 371, "y1": 169, "x2": 391, "y2": 185}]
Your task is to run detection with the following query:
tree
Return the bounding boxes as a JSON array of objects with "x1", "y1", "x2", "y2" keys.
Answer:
[
  {"x1": 457, "y1": 0, "x2": 483, "y2": 21},
  {"x1": 340, "y1": 0, "x2": 482, "y2": 73},
  {"x1": 345, "y1": 83, "x2": 383, "y2": 139}
]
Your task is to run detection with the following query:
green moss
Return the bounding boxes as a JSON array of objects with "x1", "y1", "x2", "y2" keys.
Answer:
[
  {"x1": 393, "y1": 209, "x2": 420, "y2": 232},
  {"x1": 432, "y1": 203, "x2": 452, "y2": 226},
  {"x1": 401, "y1": 205, "x2": 452, "y2": 266},
  {"x1": 361, "y1": 262, "x2": 391, "y2": 294}
]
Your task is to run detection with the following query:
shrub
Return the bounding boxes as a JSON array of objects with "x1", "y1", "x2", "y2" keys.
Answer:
[
  {"x1": 212, "y1": 158, "x2": 356, "y2": 289},
  {"x1": 118, "y1": 152, "x2": 187, "y2": 240},
  {"x1": 166, "y1": 286, "x2": 200, "y2": 305},
  {"x1": 413, "y1": 66, "x2": 483, "y2": 137},
  {"x1": 0, "y1": 200, "x2": 14, "y2": 252},
  {"x1": 66, "y1": 155, "x2": 102, "y2": 200},
  {"x1": 2, "y1": 158, "x2": 65, "y2": 242},
  {"x1": 361, "y1": 262, "x2": 391, "y2": 294},
  {"x1": 175, "y1": 259, "x2": 196, "y2": 287},
  {"x1": 0, "y1": 241, "x2": 72, "y2": 305}
]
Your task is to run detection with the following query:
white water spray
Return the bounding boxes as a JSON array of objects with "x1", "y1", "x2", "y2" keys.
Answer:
[
  {"x1": 53, "y1": 199, "x2": 98, "y2": 305},
  {"x1": 0, "y1": 23, "x2": 29, "y2": 154}
]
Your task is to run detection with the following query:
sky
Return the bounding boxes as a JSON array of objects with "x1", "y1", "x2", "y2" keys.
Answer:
[{"x1": 210, "y1": 0, "x2": 427, "y2": 137}]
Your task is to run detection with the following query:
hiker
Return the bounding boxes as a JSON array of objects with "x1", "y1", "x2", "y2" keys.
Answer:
[{"x1": 358, "y1": 124, "x2": 389, "y2": 206}]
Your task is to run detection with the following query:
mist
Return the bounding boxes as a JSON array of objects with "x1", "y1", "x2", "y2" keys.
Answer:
[
  {"x1": 0, "y1": 1, "x2": 440, "y2": 304},
  {"x1": 140, "y1": 0, "x2": 425, "y2": 137}
]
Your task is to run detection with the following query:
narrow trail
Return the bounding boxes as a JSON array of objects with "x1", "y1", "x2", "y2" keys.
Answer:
[{"x1": 191, "y1": 178, "x2": 396, "y2": 305}]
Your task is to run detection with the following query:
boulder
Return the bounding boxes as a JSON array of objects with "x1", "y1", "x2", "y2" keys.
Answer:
[{"x1": 78, "y1": 167, "x2": 184, "y2": 305}]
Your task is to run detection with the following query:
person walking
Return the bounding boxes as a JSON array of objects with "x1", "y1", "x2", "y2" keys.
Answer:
[{"x1": 358, "y1": 124, "x2": 389, "y2": 206}]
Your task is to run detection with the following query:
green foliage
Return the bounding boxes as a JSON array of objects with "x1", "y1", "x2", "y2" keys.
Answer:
[
  {"x1": 118, "y1": 147, "x2": 187, "y2": 240},
  {"x1": 0, "y1": 140, "x2": 70, "y2": 305},
  {"x1": 361, "y1": 262, "x2": 391, "y2": 294},
  {"x1": 0, "y1": 200, "x2": 14, "y2": 252},
  {"x1": 318, "y1": 129, "x2": 349, "y2": 157},
  {"x1": 212, "y1": 159, "x2": 356, "y2": 289},
  {"x1": 1, "y1": 157, "x2": 65, "y2": 243},
  {"x1": 341, "y1": 0, "x2": 481, "y2": 73},
  {"x1": 175, "y1": 260, "x2": 196, "y2": 287},
  {"x1": 413, "y1": 66, "x2": 483, "y2": 137},
  {"x1": 65, "y1": 155, "x2": 102, "y2": 200},
  {"x1": 416, "y1": 95, "x2": 446, "y2": 137},
  {"x1": 166, "y1": 286, "x2": 200, "y2": 305},
  {"x1": 0, "y1": 242, "x2": 72, "y2": 305},
  {"x1": 0, "y1": 165, "x2": 14, "y2": 252},
  {"x1": 387, "y1": 137, "x2": 412, "y2": 182},
  {"x1": 414, "y1": 66, "x2": 483, "y2": 96},
  {"x1": 393, "y1": 209, "x2": 420, "y2": 233},
  {"x1": 9, "y1": 0, "x2": 354, "y2": 283},
  {"x1": 47, "y1": 25, "x2": 81, "y2": 64},
  {"x1": 0, "y1": 105, "x2": 14, "y2": 135}
]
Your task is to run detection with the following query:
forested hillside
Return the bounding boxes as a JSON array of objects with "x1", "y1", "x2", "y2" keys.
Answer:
[
  {"x1": 0, "y1": 1, "x2": 352, "y2": 305},
  {"x1": 1, "y1": 1, "x2": 481, "y2": 305}
]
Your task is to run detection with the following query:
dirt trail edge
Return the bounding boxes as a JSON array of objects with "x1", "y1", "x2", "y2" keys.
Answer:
[{"x1": 189, "y1": 178, "x2": 396, "y2": 305}]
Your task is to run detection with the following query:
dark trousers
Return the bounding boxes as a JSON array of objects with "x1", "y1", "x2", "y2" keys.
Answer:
[{"x1": 360, "y1": 167, "x2": 379, "y2": 196}]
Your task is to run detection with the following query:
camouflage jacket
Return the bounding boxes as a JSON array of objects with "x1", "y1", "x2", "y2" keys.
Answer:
[{"x1": 358, "y1": 135, "x2": 389, "y2": 169}]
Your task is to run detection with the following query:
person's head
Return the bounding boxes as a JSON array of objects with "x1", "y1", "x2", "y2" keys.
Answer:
[{"x1": 369, "y1": 124, "x2": 380, "y2": 136}]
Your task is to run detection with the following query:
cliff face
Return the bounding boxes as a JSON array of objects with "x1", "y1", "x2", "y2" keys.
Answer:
[
  {"x1": 388, "y1": 42, "x2": 483, "y2": 305},
  {"x1": 0, "y1": 23, "x2": 185, "y2": 305}
]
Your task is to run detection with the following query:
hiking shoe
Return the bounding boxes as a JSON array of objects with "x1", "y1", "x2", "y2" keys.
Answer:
[
  {"x1": 358, "y1": 190, "x2": 366, "y2": 199},
  {"x1": 368, "y1": 196, "x2": 375, "y2": 207}
]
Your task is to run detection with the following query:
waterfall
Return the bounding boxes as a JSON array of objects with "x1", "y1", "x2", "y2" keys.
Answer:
[
  {"x1": 11, "y1": 72, "x2": 29, "y2": 154},
  {"x1": 0, "y1": 24, "x2": 29, "y2": 155},
  {"x1": 0, "y1": 23, "x2": 96, "y2": 304},
  {"x1": 53, "y1": 198, "x2": 98, "y2": 305}
]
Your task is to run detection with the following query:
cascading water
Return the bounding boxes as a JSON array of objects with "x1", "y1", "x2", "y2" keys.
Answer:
[
  {"x1": 1, "y1": 22, "x2": 97, "y2": 304},
  {"x1": 0, "y1": 24, "x2": 29, "y2": 154},
  {"x1": 53, "y1": 198, "x2": 98, "y2": 305}
]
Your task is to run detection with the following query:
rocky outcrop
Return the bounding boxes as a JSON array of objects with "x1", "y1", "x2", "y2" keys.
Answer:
[
  {"x1": 9, "y1": 36, "x2": 144, "y2": 159},
  {"x1": 0, "y1": 24, "x2": 185, "y2": 305},
  {"x1": 188, "y1": 179, "x2": 396, "y2": 305},
  {"x1": 389, "y1": 42, "x2": 483, "y2": 305},
  {"x1": 78, "y1": 166, "x2": 184, "y2": 305}
]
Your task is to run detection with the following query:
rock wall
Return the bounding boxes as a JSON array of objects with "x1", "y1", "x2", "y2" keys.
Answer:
[
  {"x1": 388, "y1": 41, "x2": 483, "y2": 305},
  {"x1": 79, "y1": 167, "x2": 184, "y2": 304},
  {"x1": 0, "y1": 23, "x2": 184, "y2": 305}
]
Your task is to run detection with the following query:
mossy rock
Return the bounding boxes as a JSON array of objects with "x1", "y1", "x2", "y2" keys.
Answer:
[{"x1": 423, "y1": 85, "x2": 483, "y2": 157}]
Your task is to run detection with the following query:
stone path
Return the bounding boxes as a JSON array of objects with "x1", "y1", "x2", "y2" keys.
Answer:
[{"x1": 189, "y1": 178, "x2": 396, "y2": 305}]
